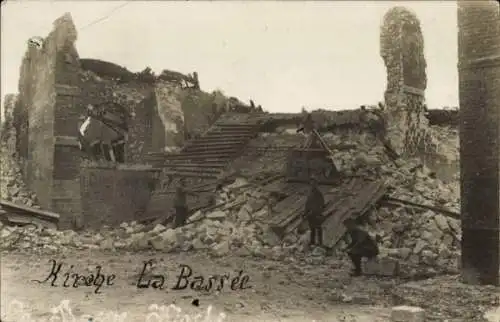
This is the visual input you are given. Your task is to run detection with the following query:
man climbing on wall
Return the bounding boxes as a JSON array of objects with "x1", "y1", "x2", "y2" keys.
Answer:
[
  {"x1": 303, "y1": 177, "x2": 325, "y2": 247},
  {"x1": 342, "y1": 217, "x2": 380, "y2": 276},
  {"x1": 358, "y1": 105, "x2": 399, "y2": 163}
]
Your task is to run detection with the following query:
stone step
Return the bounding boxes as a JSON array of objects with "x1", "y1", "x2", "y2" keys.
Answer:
[
  {"x1": 163, "y1": 161, "x2": 227, "y2": 167},
  {"x1": 182, "y1": 146, "x2": 241, "y2": 154},
  {"x1": 204, "y1": 131, "x2": 255, "y2": 138},
  {"x1": 185, "y1": 141, "x2": 249, "y2": 149},
  {"x1": 213, "y1": 124, "x2": 257, "y2": 130},
  {"x1": 186, "y1": 137, "x2": 250, "y2": 144},
  {"x1": 163, "y1": 153, "x2": 233, "y2": 161},
  {"x1": 166, "y1": 163, "x2": 226, "y2": 170},
  {"x1": 165, "y1": 166, "x2": 222, "y2": 174},
  {"x1": 162, "y1": 170, "x2": 219, "y2": 179}
]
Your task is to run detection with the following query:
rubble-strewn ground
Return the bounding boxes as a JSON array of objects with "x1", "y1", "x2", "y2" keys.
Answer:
[
  {"x1": 2, "y1": 120, "x2": 499, "y2": 321},
  {"x1": 2, "y1": 251, "x2": 394, "y2": 322},
  {"x1": 2, "y1": 249, "x2": 499, "y2": 322}
]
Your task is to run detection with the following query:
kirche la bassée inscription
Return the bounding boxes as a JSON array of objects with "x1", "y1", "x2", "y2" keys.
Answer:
[
  {"x1": 31, "y1": 259, "x2": 252, "y2": 294},
  {"x1": 136, "y1": 260, "x2": 252, "y2": 292}
]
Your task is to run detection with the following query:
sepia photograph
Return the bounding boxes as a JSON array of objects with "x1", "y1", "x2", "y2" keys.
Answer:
[{"x1": 1, "y1": 0, "x2": 499, "y2": 321}]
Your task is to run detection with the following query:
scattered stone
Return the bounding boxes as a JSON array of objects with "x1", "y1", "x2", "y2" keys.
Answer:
[
  {"x1": 211, "y1": 240, "x2": 230, "y2": 257},
  {"x1": 391, "y1": 306, "x2": 425, "y2": 322},
  {"x1": 206, "y1": 210, "x2": 226, "y2": 221},
  {"x1": 364, "y1": 257, "x2": 400, "y2": 277}
]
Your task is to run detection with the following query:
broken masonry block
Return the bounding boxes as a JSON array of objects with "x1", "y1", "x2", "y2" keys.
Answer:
[{"x1": 391, "y1": 306, "x2": 425, "y2": 322}]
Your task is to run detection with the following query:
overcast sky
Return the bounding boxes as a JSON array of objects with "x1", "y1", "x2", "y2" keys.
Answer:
[{"x1": 1, "y1": 1, "x2": 458, "y2": 114}]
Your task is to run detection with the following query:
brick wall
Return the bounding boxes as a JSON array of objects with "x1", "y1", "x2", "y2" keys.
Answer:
[
  {"x1": 80, "y1": 165, "x2": 159, "y2": 228},
  {"x1": 457, "y1": 0, "x2": 500, "y2": 284}
]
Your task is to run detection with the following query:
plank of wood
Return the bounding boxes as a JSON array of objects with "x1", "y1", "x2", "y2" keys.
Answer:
[
  {"x1": 382, "y1": 196, "x2": 460, "y2": 219},
  {"x1": 270, "y1": 196, "x2": 307, "y2": 227},
  {"x1": 269, "y1": 178, "x2": 357, "y2": 235},
  {"x1": 1, "y1": 212, "x2": 58, "y2": 230},
  {"x1": 271, "y1": 186, "x2": 306, "y2": 214},
  {"x1": 0, "y1": 200, "x2": 60, "y2": 221},
  {"x1": 322, "y1": 179, "x2": 387, "y2": 248},
  {"x1": 0, "y1": 201, "x2": 60, "y2": 229}
]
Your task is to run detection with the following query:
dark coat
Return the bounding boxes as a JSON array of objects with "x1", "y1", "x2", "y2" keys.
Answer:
[{"x1": 304, "y1": 186, "x2": 325, "y2": 224}]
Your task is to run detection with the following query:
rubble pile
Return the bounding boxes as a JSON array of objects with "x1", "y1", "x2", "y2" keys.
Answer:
[
  {"x1": 0, "y1": 145, "x2": 39, "y2": 208},
  {"x1": 0, "y1": 119, "x2": 462, "y2": 277}
]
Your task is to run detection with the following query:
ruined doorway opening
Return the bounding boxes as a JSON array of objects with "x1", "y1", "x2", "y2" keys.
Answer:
[{"x1": 78, "y1": 102, "x2": 129, "y2": 163}]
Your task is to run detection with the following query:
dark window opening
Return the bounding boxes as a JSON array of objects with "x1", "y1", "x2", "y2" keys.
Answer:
[
  {"x1": 102, "y1": 143, "x2": 113, "y2": 162},
  {"x1": 90, "y1": 142, "x2": 102, "y2": 158},
  {"x1": 112, "y1": 142, "x2": 126, "y2": 163}
]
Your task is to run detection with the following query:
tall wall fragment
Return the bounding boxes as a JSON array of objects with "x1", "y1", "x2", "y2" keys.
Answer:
[
  {"x1": 458, "y1": 0, "x2": 500, "y2": 286},
  {"x1": 154, "y1": 82, "x2": 185, "y2": 150},
  {"x1": 380, "y1": 7, "x2": 429, "y2": 156}
]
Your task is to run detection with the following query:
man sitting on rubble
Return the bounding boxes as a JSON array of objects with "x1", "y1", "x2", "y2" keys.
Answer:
[
  {"x1": 342, "y1": 217, "x2": 380, "y2": 276},
  {"x1": 303, "y1": 177, "x2": 325, "y2": 247}
]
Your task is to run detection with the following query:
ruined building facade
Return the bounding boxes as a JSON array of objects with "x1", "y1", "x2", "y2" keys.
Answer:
[{"x1": 6, "y1": 13, "x2": 227, "y2": 228}]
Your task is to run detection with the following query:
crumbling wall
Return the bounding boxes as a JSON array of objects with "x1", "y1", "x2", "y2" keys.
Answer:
[
  {"x1": 19, "y1": 15, "x2": 79, "y2": 208},
  {"x1": 154, "y1": 82, "x2": 184, "y2": 150},
  {"x1": 1, "y1": 95, "x2": 19, "y2": 157},
  {"x1": 80, "y1": 164, "x2": 159, "y2": 229},
  {"x1": 381, "y1": 7, "x2": 429, "y2": 156},
  {"x1": 182, "y1": 90, "x2": 220, "y2": 139},
  {"x1": 0, "y1": 94, "x2": 39, "y2": 205}
]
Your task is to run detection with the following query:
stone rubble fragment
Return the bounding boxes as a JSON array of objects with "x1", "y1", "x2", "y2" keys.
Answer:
[{"x1": 391, "y1": 306, "x2": 426, "y2": 322}]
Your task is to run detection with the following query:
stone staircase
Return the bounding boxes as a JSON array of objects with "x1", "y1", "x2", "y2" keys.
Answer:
[
  {"x1": 147, "y1": 113, "x2": 265, "y2": 179},
  {"x1": 140, "y1": 112, "x2": 266, "y2": 224}
]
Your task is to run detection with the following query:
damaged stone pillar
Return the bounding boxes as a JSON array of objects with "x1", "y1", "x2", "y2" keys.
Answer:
[
  {"x1": 458, "y1": 0, "x2": 500, "y2": 286},
  {"x1": 380, "y1": 7, "x2": 429, "y2": 156},
  {"x1": 154, "y1": 82, "x2": 185, "y2": 150}
]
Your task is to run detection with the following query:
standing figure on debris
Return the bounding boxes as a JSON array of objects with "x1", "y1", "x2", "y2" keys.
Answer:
[
  {"x1": 342, "y1": 217, "x2": 380, "y2": 276},
  {"x1": 296, "y1": 112, "x2": 317, "y2": 148},
  {"x1": 303, "y1": 177, "x2": 325, "y2": 247},
  {"x1": 173, "y1": 179, "x2": 195, "y2": 228},
  {"x1": 192, "y1": 72, "x2": 200, "y2": 90}
]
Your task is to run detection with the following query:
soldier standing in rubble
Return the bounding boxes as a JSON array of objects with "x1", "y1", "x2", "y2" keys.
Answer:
[
  {"x1": 342, "y1": 217, "x2": 380, "y2": 276},
  {"x1": 296, "y1": 112, "x2": 317, "y2": 148},
  {"x1": 303, "y1": 177, "x2": 325, "y2": 247},
  {"x1": 173, "y1": 178, "x2": 196, "y2": 228}
]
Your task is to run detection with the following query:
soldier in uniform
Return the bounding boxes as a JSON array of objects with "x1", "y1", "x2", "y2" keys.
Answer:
[
  {"x1": 296, "y1": 112, "x2": 318, "y2": 148},
  {"x1": 193, "y1": 72, "x2": 200, "y2": 89},
  {"x1": 173, "y1": 178, "x2": 195, "y2": 228},
  {"x1": 303, "y1": 177, "x2": 325, "y2": 246},
  {"x1": 342, "y1": 217, "x2": 380, "y2": 276}
]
